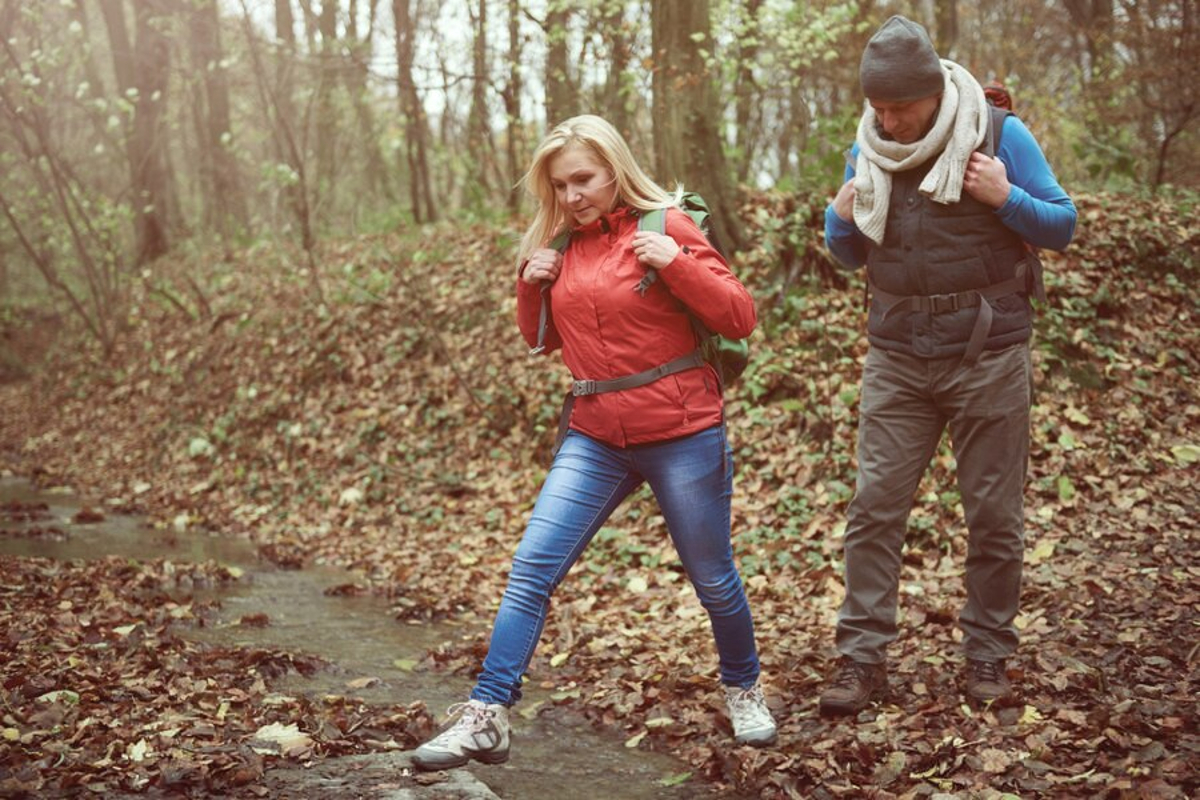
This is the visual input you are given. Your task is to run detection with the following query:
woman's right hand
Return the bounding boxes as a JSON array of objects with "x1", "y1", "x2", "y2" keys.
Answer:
[{"x1": 522, "y1": 248, "x2": 563, "y2": 284}]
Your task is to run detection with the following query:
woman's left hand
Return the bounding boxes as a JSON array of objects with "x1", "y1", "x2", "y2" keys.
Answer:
[{"x1": 631, "y1": 230, "x2": 680, "y2": 270}]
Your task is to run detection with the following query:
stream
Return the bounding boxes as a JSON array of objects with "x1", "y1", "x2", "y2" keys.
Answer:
[{"x1": 0, "y1": 476, "x2": 738, "y2": 799}]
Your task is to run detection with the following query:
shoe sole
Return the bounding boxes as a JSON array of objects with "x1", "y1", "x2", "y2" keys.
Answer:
[
  {"x1": 473, "y1": 748, "x2": 510, "y2": 765},
  {"x1": 965, "y1": 690, "x2": 1012, "y2": 708},
  {"x1": 412, "y1": 747, "x2": 510, "y2": 772},
  {"x1": 819, "y1": 687, "x2": 887, "y2": 717},
  {"x1": 736, "y1": 731, "x2": 778, "y2": 748}
]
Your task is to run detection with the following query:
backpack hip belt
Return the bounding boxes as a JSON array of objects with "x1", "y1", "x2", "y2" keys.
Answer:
[
  {"x1": 869, "y1": 254, "x2": 1045, "y2": 365},
  {"x1": 571, "y1": 350, "x2": 706, "y2": 396},
  {"x1": 553, "y1": 350, "x2": 706, "y2": 455}
]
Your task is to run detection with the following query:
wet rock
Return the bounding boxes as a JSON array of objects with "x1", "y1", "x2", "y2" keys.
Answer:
[{"x1": 260, "y1": 750, "x2": 500, "y2": 799}]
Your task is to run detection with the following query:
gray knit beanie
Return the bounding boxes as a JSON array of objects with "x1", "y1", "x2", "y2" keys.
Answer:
[{"x1": 859, "y1": 16, "x2": 945, "y2": 102}]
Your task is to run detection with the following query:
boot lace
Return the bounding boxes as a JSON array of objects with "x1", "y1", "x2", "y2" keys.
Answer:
[
  {"x1": 970, "y1": 659, "x2": 1003, "y2": 683},
  {"x1": 830, "y1": 659, "x2": 874, "y2": 691}
]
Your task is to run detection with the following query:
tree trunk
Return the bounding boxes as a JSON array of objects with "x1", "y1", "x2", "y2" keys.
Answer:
[
  {"x1": 295, "y1": 0, "x2": 318, "y2": 52},
  {"x1": 99, "y1": 0, "x2": 174, "y2": 264},
  {"x1": 504, "y1": 0, "x2": 523, "y2": 213},
  {"x1": 466, "y1": 0, "x2": 495, "y2": 201},
  {"x1": 732, "y1": 0, "x2": 763, "y2": 184},
  {"x1": 189, "y1": 0, "x2": 245, "y2": 242},
  {"x1": 1062, "y1": 0, "x2": 1115, "y2": 81},
  {"x1": 274, "y1": 0, "x2": 298, "y2": 133},
  {"x1": 394, "y1": 0, "x2": 436, "y2": 222},
  {"x1": 935, "y1": 0, "x2": 958, "y2": 57},
  {"x1": 239, "y1": 0, "x2": 322, "y2": 301},
  {"x1": 599, "y1": 2, "x2": 632, "y2": 139},
  {"x1": 315, "y1": 0, "x2": 339, "y2": 218},
  {"x1": 343, "y1": 0, "x2": 393, "y2": 204},
  {"x1": 650, "y1": 0, "x2": 745, "y2": 254},
  {"x1": 545, "y1": 3, "x2": 576, "y2": 125}
]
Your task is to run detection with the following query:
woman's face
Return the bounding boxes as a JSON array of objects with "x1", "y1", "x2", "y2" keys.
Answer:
[{"x1": 548, "y1": 142, "x2": 618, "y2": 227}]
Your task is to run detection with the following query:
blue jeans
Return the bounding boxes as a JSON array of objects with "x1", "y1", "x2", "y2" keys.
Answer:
[{"x1": 471, "y1": 425, "x2": 761, "y2": 706}]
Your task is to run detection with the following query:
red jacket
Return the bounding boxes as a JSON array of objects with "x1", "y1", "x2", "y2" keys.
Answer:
[{"x1": 517, "y1": 205, "x2": 756, "y2": 447}]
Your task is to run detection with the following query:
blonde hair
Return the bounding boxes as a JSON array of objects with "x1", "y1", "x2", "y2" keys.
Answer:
[{"x1": 516, "y1": 114, "x2": 680, "y2": 266}]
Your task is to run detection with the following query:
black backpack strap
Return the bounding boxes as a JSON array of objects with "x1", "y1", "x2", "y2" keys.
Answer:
[
  {"x1": 551, "y1": 351, "x2": 706, "y2": 456},
  {"x1": 569, "y1": 351, "x2": 705, "y2": 398},
  {"x1": 530, "y1": 282, "x2": 552, "y2": 355},
  {"x1": 531, "y1": 230, "x2": 571, "y2": 355},
  {"x1": 984, "y1": 104, "x2": 1012, "y2": 159}
]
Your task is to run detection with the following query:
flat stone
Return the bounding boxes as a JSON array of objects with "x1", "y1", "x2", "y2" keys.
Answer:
[{"x1": 261, "y1": 750, "x2": 500, "y2": 799}]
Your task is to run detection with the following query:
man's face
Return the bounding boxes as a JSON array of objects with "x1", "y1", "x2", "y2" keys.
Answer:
[{"x1": 869, "y1": 93, "x2": 942, "y2": 144}]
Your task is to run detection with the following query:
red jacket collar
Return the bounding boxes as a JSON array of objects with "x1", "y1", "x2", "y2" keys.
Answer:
[{"x1": 572, "y1": 205, "x2": 637, "y2": 235}]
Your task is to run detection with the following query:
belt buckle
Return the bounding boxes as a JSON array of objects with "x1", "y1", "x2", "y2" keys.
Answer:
[
  {"x1": 572, "y1": 380, "x2": 595, "y2": 397},
  {"x1": 930, "y1": 293, "x2": 959, "y2": 313}
]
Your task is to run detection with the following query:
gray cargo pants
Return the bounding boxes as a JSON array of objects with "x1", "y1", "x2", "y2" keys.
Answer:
[{"x1": 836, "y1": 342, "x2": 1032, "y2": 664}]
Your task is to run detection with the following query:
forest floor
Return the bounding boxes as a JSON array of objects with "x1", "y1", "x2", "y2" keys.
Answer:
[{"x1": 1, "y1": 191, "x2": 1196, "y2": 798}]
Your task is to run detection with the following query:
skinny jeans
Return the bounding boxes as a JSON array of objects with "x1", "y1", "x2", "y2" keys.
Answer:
[
  {"x1": 471, "y1": 424, "x2": 761, "y2": 706},
  {"x1": 837, "y1": 343, "x2": 1031, "y2": 664}
]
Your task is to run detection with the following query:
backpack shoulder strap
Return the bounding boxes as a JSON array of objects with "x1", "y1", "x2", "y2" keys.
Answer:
[
  {"x1": 634, "y1": 208, "x2": 669, "y2": 295},
  {"x1": 532, "y1": 228, "x2": 572, "y2": 355},
  {"x1": 548, "y1": 228, "x2": 571, "y2": 253},
  {"x1": 985, "y1": 104, "x2": 1013, "y2": 159},
  {"x1": 639, "y1": 207, "x2": 667, "y2": 235}
]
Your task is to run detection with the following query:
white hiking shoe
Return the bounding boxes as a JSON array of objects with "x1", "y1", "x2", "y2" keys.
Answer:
[
  {"x1": 724, "y1": 683, "x2": 777, "y2": 747},
  {"x1": 412, "y1": 699, "x2": 510, "y2": 771}
]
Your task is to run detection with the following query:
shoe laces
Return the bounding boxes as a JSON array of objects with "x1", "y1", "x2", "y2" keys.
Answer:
[
  {"x1": 830, "y1": 659, "x2": 874, "y2": 691},
  {"x1": 970, "y1": 659, "x2": 1004, "y2": 682},
  {"x1": 725, "y1": 684, "x2": 770, "y2": 724},
  {"x1": 439, "y1": 701, "x2": 493, "y2": 737}
]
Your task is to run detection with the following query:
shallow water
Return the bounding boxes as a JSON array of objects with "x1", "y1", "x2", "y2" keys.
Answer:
[{"x1": 0, "y1": 476, "x2": 730, "y2": 799}]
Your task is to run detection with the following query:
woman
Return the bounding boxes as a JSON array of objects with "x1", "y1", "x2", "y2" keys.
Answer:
[{"x1": 412, "y1": 115, "x2": 775, "y2": 771}]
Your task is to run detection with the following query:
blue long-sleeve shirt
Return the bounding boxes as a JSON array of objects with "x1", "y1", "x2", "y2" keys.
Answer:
[{"x1": 824, "y1": 115, "x2": 1077, "y2": 270}]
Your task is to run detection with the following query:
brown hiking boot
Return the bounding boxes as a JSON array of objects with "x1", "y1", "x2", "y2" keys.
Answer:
[
  {"x1": 965, "y1": 658, "x2": 1012, "y2": 704},
  {"x1": 819, "y1": 657, "x2": 888, "y2": 716}
]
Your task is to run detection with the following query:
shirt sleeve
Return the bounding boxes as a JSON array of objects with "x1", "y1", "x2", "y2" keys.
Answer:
[
  {"x1": 994, "y1": 116, "x2": 1077, "y2": 251},
  {"x1": 824, "y1": 142, "x2": 870, "y2": 270},
  {"x1": 654, "y1": 208, "x2": 757, "y2": 339}
]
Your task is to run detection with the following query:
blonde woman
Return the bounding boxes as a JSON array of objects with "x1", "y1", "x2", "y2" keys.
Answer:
[{"x1": 412, "y1": 115, "x2": 775, "y2": 771}]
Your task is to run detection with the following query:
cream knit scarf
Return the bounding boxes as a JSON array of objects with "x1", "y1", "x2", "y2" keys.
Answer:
[{"x1": 852, "y1": 59, "x2": 988, "y2": 245}]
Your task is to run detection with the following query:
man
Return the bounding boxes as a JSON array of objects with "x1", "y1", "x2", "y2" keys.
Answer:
[{"x1": 822, "y1": 15, "x2": 1076, "y2": 715}]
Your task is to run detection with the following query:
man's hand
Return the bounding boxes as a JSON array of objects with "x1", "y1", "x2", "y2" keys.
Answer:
[
  {"x1": 521, "y1": 248, "x2": 563, "y2": 284},
  {"x1": 832, "y1": 179, "x2": 856, "y2": 222},
  {"x1": 963, "y1": 151, "x2": 1012, "y2": 209}
]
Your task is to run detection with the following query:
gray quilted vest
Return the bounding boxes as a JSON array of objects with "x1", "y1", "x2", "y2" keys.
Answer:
[{"x1": 864, "y1": 106, "x2": 1041, "y2": 361}]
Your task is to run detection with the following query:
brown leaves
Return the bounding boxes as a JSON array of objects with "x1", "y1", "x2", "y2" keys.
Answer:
[
  {"x1": 0, "y1": 555, "x2": 432, "y2": 795},
  {"x1": 71, "y1": 506, "x2": 105, "y2": 524},
  {"x1": 0, "y1": 190, "x2": 1195, "y2": 796}
]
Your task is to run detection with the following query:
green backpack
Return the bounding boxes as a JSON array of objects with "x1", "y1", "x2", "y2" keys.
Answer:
[
  {"x1": 533, "y1": 192, "x2": 750, "y2": 389},
  {"x1": 635, "y1": 192, "x2": 750, "y2": 388}
]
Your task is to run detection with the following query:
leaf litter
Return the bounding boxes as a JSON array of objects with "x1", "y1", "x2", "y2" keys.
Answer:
[{"x1": 0, "y1": 190, "x2": 1196, "y2": 797}]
